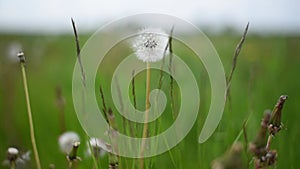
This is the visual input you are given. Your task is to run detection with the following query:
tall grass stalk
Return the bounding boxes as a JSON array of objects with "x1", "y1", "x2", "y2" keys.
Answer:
[
  {"x1": 131, "y1": 70, "x2": 138, "y2": 137},
  {"x1": 226, "y1": 22, "x2": 249, "y2": 111},
  {"x1": 140, "y1": 62, "x2": 151, "y2": 169},
  {"x1": 18, "y1": 52, "x2": 42, "y2": 169},
  {"x1": 72, "y1": 18, "x2": 99, "y2": 169}
]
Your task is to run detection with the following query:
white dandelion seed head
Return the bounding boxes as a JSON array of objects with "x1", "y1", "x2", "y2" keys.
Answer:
[
  {"x1": 131, "y1": 28, "x2": 169, "y2": 63},
  {"x1": 3, "y1": 148, "x2": 31, "y2": 167},
  {"x1": 86, "y1": 138, "x2": 108, "y2": 158},
  {"x1": 89, "y1": 138, "x2": 105, "y2": 148},
  {"x1": 7, "y1": 147, "x2": 19, "y2": 155},
  {"x1": 20, "y1": 151, "x2": 31, "y2": 162},
  {"x1": 58, "y1": 131, "x2": 80, "y2": 154},
  {"x1": 6, "y1": 42, "x2": 22, "y2": 63}
]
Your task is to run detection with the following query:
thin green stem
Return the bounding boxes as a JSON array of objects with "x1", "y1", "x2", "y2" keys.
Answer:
[
  {"x1": 68, "y1": 161, "x2": 73, "y2": 169},
  {"x1": 10, "y1": 162, "x2": 16, "y2": 169},
  {"x1": 19, "y1": 53, "x2": 42, "y2": 169},
  {"x1": 140, "y1": 62, "x2": 151, "y2": 169}
]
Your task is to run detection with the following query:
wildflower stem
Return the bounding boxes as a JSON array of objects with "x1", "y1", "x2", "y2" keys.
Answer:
[
  {"x1": 226, "y1": 22, "x2": 249, "y2": 98},
  {"x1": 140, "y1": 62, "x2": 151, "y2": 169},
  {"x1": 10, "y1": 163, "x2": 15, "y2": 169},
  {"x1": 145, "y1": 62, "x2": 151, "y2": 127},
  {"x1": 68, "y1": 162, "x2": 73, "y2": 169},
  {"x1": 265, "y1": 135, "x2": 272, "y2": 151},
  {"x1": 132, "y1": 70, "x2": 138, "y2": 137},
  {"x1": 18, "y1": 52, "x2": 42, "y2": 169},
  {"x1": 226, "y1": 23, "x2": 249, "y2": 112},
  {"x1": 132, "y1": 70, "x2": 137, "y2": 109}
]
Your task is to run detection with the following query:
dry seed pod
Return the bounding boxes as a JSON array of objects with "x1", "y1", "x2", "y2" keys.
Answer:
[
  {"x1": 268, "y1": 95, "x2": 288, "y2": 135},
  {"x1": 254, "y1": 150, "x2": 277, "y2": 168},
  {"x1": 249, "y1": 110, "x2": 271, "y2": 157}
]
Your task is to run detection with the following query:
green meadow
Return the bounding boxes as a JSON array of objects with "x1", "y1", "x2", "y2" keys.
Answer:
[{"x1": 0, "y1": 32, "x2": 299, "y2": 169}]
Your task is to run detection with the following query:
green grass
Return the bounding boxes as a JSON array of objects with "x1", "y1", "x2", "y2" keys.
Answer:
[{"x1": 0, "y1": 32, "x2": 299, "y2": 168}]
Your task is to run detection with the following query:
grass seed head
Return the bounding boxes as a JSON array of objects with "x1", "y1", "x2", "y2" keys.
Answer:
[{"x1": 268, "y1": 95, "x2": 288, "y2": 135}]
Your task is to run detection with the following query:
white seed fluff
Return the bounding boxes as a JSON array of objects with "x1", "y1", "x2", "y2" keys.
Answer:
[
  {"x1": 6, "y1": 42, "x2": 22, "y2": 63},
  {"x1": 7, "y1": 147, "x2": 19, "y2": 155},
  {"x1": 86, "y1": 138, "x2": 108, "y2": 157},
  {"x1": 58, "y1": 131, "x2": 80, "y2": 154},
  {"x1": 131, "y1": 28, "x2": 169, "y2": 62}
]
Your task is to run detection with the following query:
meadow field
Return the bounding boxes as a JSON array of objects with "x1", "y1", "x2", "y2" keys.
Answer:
[{"x1": 0, "y1": 31, "x2": 299, "y2": 169}]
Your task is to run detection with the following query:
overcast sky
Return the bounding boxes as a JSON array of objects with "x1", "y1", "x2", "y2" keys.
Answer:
[{"x1": 0, "y1": 0, "x2": 299, "y2": 34}]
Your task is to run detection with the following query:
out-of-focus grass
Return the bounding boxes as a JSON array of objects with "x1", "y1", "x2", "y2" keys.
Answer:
[{"x1": 0, "y1": 33, "x2": 299, "y2": 169}]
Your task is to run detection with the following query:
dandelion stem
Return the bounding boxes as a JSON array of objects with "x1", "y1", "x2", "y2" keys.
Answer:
[
  {"x1": 18, "y1": 52, "x2": 42, "y2": 169},
  {"x1": 10, "y1": 163, "x2": 15, "y2": 169},
  {"x1": 140, "y1": 62, "x2": 151, "y2": 169},
  {"x1": 132, "y1": 70, "x2": 138, "y2": 137},
  {"x1": 68, "y1": 162, "x2": 73, "y2": 169},
  {"x1": 132, "y1": 70, "x2": 137, "y2": 109}
]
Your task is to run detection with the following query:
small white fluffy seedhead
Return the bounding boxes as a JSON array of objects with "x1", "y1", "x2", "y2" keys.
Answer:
[
  {"x1": 3, "y1": 147, "x2": 31, "y2": 167},
  {"x1": 131, "y1": 28, "x2": 169, "y2": 62},
  {"x1": 7, "y1": 147, "x2": 19, "y2": 155},
  {"x1": 58, "y1": 131, "x2": 80, "y2": 154},
  {"x1": 6, "y1": 42, "x2": 22, "y2": 63},
  {"x1": 86, "y1": 138, "x2": 108, "y2": 158}
]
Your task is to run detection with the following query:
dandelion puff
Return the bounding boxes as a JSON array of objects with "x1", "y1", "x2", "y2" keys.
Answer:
[
  {"x1": 86, "y1": 138, "x2": 108, "y2": 158},
  {"x1": 3, "y1": 147, "x2": 19, "y2": 166},
  {"x1": 58, "y1": 131, "x2": 80, "y2": 154},
  {"x1": 2, "y1": 147, "x2": 31, "y2": 168},
  {"x1": 8, "y1": 147, "x2": 19, "y2": 155},
  {"x1": 6, "y1": 42, "x2": 22, "y2": 63},
  {"x1": 20, "y1": 151, "x2": 31, "y2": 162},
  {"x1": 131, "y1": 28, "x2": 169, "y2": 63}
]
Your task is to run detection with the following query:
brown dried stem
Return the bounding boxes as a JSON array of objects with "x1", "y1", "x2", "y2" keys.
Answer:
[
  {"x1": 99, "y1": 85, "x2": 109, "y2": 122},
  {"x1": 71, "y1": 18, "x2": 85, "y2": 87},
  {"x1": 168, "y1": 26, "x2": 175, "y2": 119},
  {"x1": 226, "y1": 22, "x2": 249, "y2": 99}
]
